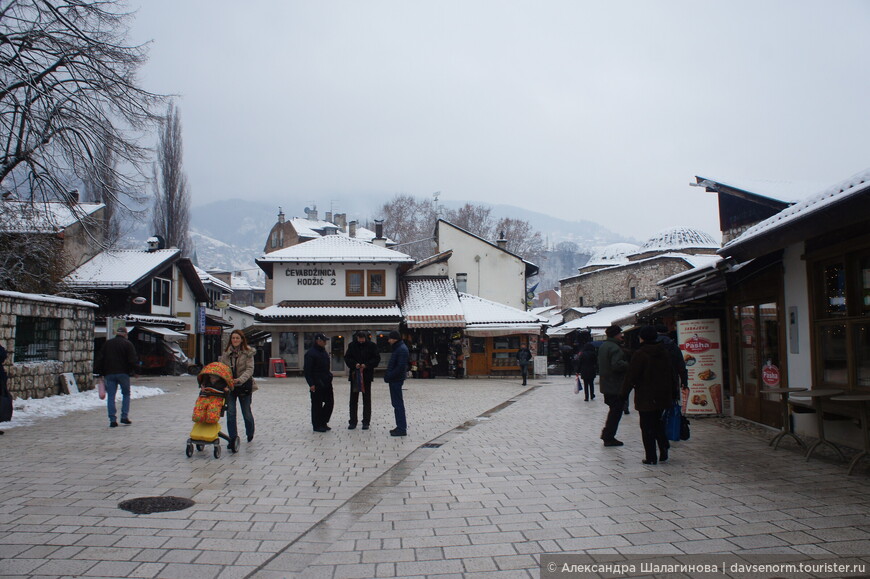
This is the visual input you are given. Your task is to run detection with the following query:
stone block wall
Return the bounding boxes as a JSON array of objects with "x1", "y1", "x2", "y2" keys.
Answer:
[
  {"x1": 0, "y1": 292, "x2": 97, "y2": 399},
  {"x1": 561, "y1": 258, "x2": 691, "y2": 309}
]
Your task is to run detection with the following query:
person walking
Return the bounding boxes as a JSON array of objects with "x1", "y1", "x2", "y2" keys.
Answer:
[
  {"x1": 516, "y1": 344, "x2": 532, "y2": 385},
  {"x1": 344, "y1": 330, "x2": 380, "y2": 430},
  {"x1": 560, "y1": 343, "x2": 574, "y2": 377},
  {"x1": 598, "y1": 325, "x2": 629, "y2": 446},
  {"x1": 95, "y1": 327, "x2": 138, "y2": 428},
  {"x1": 0, "y1": 343, "x2": 11, "y2": 434},
  {"x1": 384, "y1": 330, "x2": 409, "y2": 436},
  {"x1": 220, "y1": 329, "x2": 256, "y2": 444},
  {"x1": 576, "y1": 341, "x2": 598, "y2": 401},
  {"x1": 304, "y1": 333, "x2": 334, "y2": 433},
  {"x1": 622, "y1": 326, "x2": 679, "y2": 464}
]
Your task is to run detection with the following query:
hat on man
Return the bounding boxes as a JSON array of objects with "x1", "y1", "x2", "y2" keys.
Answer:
[
  {"x1": 388, "y1": 330, "x2": 402, "y2": 341},
  {"x1": 639, "y1": 325, "x2": 658, "y2": 343},
  {"x1": 116, "y1": 327, "x2": 128, "y2": 336},
  {"x1": 605, "y1": 324, "x2": 622, "y2": 338},
  {"x1": 313, "y1": 332, "x2": 328, "y2": 342}
]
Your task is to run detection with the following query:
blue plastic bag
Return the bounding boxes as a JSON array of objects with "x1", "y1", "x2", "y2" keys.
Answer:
[{"x1": 664, "y1": 403, "x2": 682, "y2": 442}]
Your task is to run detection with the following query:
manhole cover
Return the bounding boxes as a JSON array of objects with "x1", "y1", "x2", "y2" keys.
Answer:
[
  {"x1": 420, "y1": 443, "x2": 442, "y2": 448},
  {"x1": 118, "y1": 496, "x2": 195, "y2": 515}
]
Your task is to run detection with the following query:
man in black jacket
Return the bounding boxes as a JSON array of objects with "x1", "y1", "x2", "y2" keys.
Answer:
[
  {"x1": 344, "y1": 330, "x2": 380, "y2": 430},
  {"x1": 95, "y1": 327, "x2": 138, "y2": 428},
  {"x1": 304, "y1": 333, "x2": 334, "y2": 432},
  {"x1": 384, "y1": 330, "x2": 409, "y2": 436}
]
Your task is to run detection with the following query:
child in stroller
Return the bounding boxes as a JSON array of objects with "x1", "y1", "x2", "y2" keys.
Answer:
[{"x1": 185, "y1": 362, "x2": 241, "y2": 458}]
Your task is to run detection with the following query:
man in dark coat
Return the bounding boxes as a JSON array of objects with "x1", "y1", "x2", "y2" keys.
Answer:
[
  {"x1": 0, "y1": 343, "x2": 10, "y2": 433},
  {"x1": 95, "y1": 326, "x2": 138, "y2": 428},
  {"x1": 384, "y1": 330, "x2": 409, "y2": 436},
  {"x1": 622, "y1": 326, "x2": 680, "y2": 465},
  {"x1": 344, "y1": 330, "x2": 380, "y2": 430},
  {"x1": 598, "y1": 325, "x2": 629, "y2": 446},
  {"x1": 516, "y1": 345, "x2": 532, "y2": 385},
  {"x1": 304, "y1": 333, "x2": 334, "y2": 432}
]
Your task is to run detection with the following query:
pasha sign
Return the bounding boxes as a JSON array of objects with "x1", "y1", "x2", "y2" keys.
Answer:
[{"x1": 678, "y1": 319, "x2": 725, "y2": 417}]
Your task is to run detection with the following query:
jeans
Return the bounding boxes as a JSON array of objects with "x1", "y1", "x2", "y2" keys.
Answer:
[
  {"x1": 388, "y1": 381, "x2": 406, "y2": 431},
  {"x1": 226, "y1": 390, "x2": 254, "y2": 441},
  {"x1": 639, "y1": 410, "x2": 669, "y2": 461},
  {"x1": 104, "y1": 373, "x2": 130, "y2": 422},
  {"x1": 601, "y1": 394, "x2": 625, "y2": 441},
  {"x1": 349, "y1": 379, "x2": 372, "y2": 426},
  {"x1": 310, "y1": 383, "x2": 334, "y2": 428}
]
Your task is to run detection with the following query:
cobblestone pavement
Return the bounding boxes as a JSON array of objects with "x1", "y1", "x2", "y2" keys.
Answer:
[{"x1": 2, "y1": 375, "x2": 870, "y2": 579}]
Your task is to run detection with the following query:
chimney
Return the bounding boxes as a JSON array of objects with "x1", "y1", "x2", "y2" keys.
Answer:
[
  {"x1": 496, "y1": 230, "x2": 507, "y2": 249},
  {"x1": 325, "y1": 211, "x2": 333, "y2": 223},
  {"x1": 372, "y1": 219, "x2": 386, "y2": 247},
  {"x1": 277, "y1": 207, "x2": 284, "y2": 223},
  {"x1": 455, "y1": 273, "x2": 468, "y2": 293},
  {"x1": 68, "y1": 189, "x2": 79, "y2": 204},
  {"x1": 335, "y1": 213, "x2": 347, "y2": 232},
  {"x1": 308, "y1": 208, "x2": 318, "y2": 221},
  {"x1": 349, "y1": 220, "x2": 357, "y2": 238},
  {"x1": 146, "y1": 235, "x2": 165, "y2": 252}
]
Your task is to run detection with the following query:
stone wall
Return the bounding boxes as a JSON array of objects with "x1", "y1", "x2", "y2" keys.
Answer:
[
  {"x1": 0, "y1": 291, "x2": 97, "y2": 399},
  {"x1": 561, "y1": 258, "x2": 691, "y2": 309}
]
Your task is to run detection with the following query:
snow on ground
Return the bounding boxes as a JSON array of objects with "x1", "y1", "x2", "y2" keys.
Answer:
[{"x1": 2, "y1": 385, "x2": 166, "y2": 429}]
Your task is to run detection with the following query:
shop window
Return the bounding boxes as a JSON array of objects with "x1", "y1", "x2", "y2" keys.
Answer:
[
  {"x1": 368, "y1": 270, "x2": 386, "y2": 296},
  {"x1": 856, "y1": 323, "x2": 870, "y2": 387},
  {"x1": 14, "y1": 316, "x2": 60, "y2": 362},
  {"x1": 470, "y1": 337, "x2": 486, "y2": 353},
  {"x1": 278, "y1": 332, "x2": 299, "y2": 368},
  {"x1": 152, "y1": 278, "x2": 170, "y2": 307},
  {"x1": 346, "y1": 270, "x2": 364, "y2": 296},
  {"x1": 820, "y1": 261, "x2": 847, "y2": 316}
]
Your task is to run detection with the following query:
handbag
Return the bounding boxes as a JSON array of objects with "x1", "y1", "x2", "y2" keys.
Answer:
[
  {"x1": 234, "y1": 378, "x2": 253, "y2": 396},
  {"x1": 664, "y1": 403, "x2": 682, "y2": 442},
  {"x1": 192, "y1": 395, "x2": 224, "y2": 424},
  {"x1": 680, "y1": 415, "x2": 691, "y2": 441},
  {"x1": 574, "y1": 376, "x2": 582, "y2": 394},
  {"x1": 97, "y1": 378, "x2": 106, "y2": 400}
]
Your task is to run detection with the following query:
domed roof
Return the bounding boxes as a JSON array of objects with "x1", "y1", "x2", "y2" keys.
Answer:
[
  {"x1": 585, "y1": 242, "x2": 640, "y2": 267},
  {"x1": 637, "y1": 227, "x2": 719, "y2": 253}
]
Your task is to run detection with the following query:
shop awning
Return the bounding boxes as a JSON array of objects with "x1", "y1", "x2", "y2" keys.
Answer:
[
  {"x1": 400, "y1": 277, "x2": 466, "y2": 328},
  {"x1": 465, "y1": 324, "x2": 542, "y2": 337},
  {"x1": 405, "y1": 314, "x2": 465, "y2": 328},
  {"x1": 137, "y1": 326, "x2": 186, "y2": 341}
]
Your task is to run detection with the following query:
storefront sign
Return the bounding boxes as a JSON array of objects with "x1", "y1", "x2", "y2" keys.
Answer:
[
  {"x1": 762, "y1": 361, "x2": 781, "y2": 387},
  {"x1": 205, "y1": 326, "x2": 222, "y2": 336},
  {"x1": 285, "y1": 267, "x2": 337, "y2": 286},
  {"x1": 678, "y1": 319, "x2": 724, "y2": 416}
]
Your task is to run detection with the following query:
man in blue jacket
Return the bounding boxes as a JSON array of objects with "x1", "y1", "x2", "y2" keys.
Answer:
[{"x1": 384, "y1": 330, "x2": 409, "y2": 436}]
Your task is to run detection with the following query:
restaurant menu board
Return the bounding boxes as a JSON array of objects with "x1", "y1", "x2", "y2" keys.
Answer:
[{"x1": 677, "y1": 319, "x2": 724, "y2": 416}]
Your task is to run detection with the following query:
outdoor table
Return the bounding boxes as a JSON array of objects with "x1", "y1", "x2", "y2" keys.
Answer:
[
  {"x1": 760, "y1": 387, "x2": 807, "y2": 450},
  {"x1": 790, "y1": 388, "x2": 846, "y2": 462},
  {"x1": 830, "y1": 392, "x2": 870, "y2": 475}
]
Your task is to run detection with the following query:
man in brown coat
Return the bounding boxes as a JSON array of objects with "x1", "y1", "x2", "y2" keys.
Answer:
[{"x1": 622, "y1": 325, "x2": 679, "y2": 464}]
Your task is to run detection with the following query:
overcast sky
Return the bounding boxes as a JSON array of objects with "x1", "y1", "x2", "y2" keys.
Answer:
[{"x1": 129, "y1": 0, "x2": 870, "y2": 241}]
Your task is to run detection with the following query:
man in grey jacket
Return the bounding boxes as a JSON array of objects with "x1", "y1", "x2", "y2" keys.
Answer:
[{"x1": 598, "y1": 325, "x2": 629, "y2": 446}]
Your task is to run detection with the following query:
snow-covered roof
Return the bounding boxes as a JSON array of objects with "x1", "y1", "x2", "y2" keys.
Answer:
[
  {"x1": 723, "y1": 167, "x2": 870, "y2": 251},
  {"x1": 0, "y1": 290, "x2": 97, "y2": 308},
  {"x1": 400, "y1": 277, "x2": 465, "y2": 328},
  {"x1": 288, "y1": 217, "x2": 396, "y2": 245},
  {"x1": 255, "y1": 302, "x2": 403, "y2": 320},
  {"x1": 530, "y1": 305, "x2": 560, "y2": 317},
  {"x1": 635, "y1": 226, "x2": 719, "y2": 254},
  {"x1": 195, "y1": 266, "x2": 232, "y2": 292},
  {"x1": 65, "y1": 249, "x2": 180, "y2": 288},
  {"x1": 459, "y1": 293, "x2": 546, "y2": 325},
  {"x1": 558, "y1": 301, "x2": 658, "y2": 332},
  {"x1": 257, "y1": 235, "x2": 414, "y2": 264},
  {"x1": 658, "y1": 256, "x2": 724, "y2": 286},
  {"x1": 113, "y1": 313, "x2": 187, "y2": 329},
  {"x1": 584, "y1": 243, "x2": 640, "y2": 268},
  {"x1": 695, "y1": 174, "x2": 828, "y2": 203},
  {"x1": 0, "y1": 201, "x2": 104, "y2": 233}
]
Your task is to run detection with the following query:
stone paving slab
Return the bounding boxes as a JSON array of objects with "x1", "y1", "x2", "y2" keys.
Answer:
[{"x1": 3, "y1": 375, "x2": 870, "y2": 578}]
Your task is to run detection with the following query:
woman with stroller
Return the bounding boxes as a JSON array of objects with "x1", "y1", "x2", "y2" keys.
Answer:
[{"x1": 220, "y1": 330, "x2": 256, "y2": 443}]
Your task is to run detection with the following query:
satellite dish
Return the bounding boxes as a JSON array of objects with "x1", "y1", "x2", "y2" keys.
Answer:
[
  {"x1": 132, "y1": 296, "x2": 147, "y2": 305},
  {"x1": 304, "y1": 207, "x2": 312, "y2": 215}
]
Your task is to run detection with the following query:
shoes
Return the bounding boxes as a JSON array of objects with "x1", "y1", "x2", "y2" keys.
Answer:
[
  {"x1": 362, "y1": 424, "x2": 369, "y2": 430},
  {"x1": 642, "y1": 459, "x2": 657, "y2": 465},
  {"x1": 584, "y1": 398, "x2": 589, "y2": 402},
  {"x1": 592, "y1": 395, "x2": 596, "y2": 400},
  {"x1": 110, "y1": 421, "x2": 118, "y2": 428},
  {"x1": 247, "y1": 434, "x2": 254, "y2": 442},
  {"x1": 390, "y1": 428, "x2": 407, "y2": 437},
  {"x1": 603, "y1": 439, "x2": 624, "y2": 447},
  {"x1": 348, "y1": 424, "x2": 356, "y2": 430},
  {"x1": 324, "y1": 425, "x2": 331, "y2": 431},
  {"x1": 659, "y1": 452, "x2": 669, "y2": 463},
  {"x1": 522, "y1": 382, "x2": 527, "y2": 385},
  {"x1": 120, "y1": 418, "x2": 132, "y2": 425},
  {"x1": 624, "y1": 409, "x2": 630, "y2": 415},
  {"x1": 313, "y1": 426, "x2": 328, "y2": 432}
]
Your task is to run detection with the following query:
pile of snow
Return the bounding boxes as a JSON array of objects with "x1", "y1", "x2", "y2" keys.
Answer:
[{"x1": 2, "y1": 385, "x2": 165, "y2": 429}]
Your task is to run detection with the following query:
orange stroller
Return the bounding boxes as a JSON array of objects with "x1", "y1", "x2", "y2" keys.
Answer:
[{"x1": 185, "y1": 362, "x2": 241, "y2": 458}]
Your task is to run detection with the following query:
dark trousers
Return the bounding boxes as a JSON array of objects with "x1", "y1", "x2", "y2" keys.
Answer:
[
  {"x1": 389, "y1": 381, "x2": 406, "y2": 431},
  {"x1": 310, "y1": 384, "x2": 334, "y2": 428},
  {"x1": 349, "y1": 379, "x2": 372, "y2": 426},
  {"x1": 226, "y1": 390, "x2": 254, "y2": 441},
  {"x1": 581, "y1": 375, "x2": 595, "y2": 400},
  {"x1": 519, "y1": 363, "x2": 529, "y2": 384},
  {"x1": 639, "y1": 410, "x2": 669, "y2": 461},
  {"x1": 601, "y1": 394, "x2": 625, "y2": 441}
]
